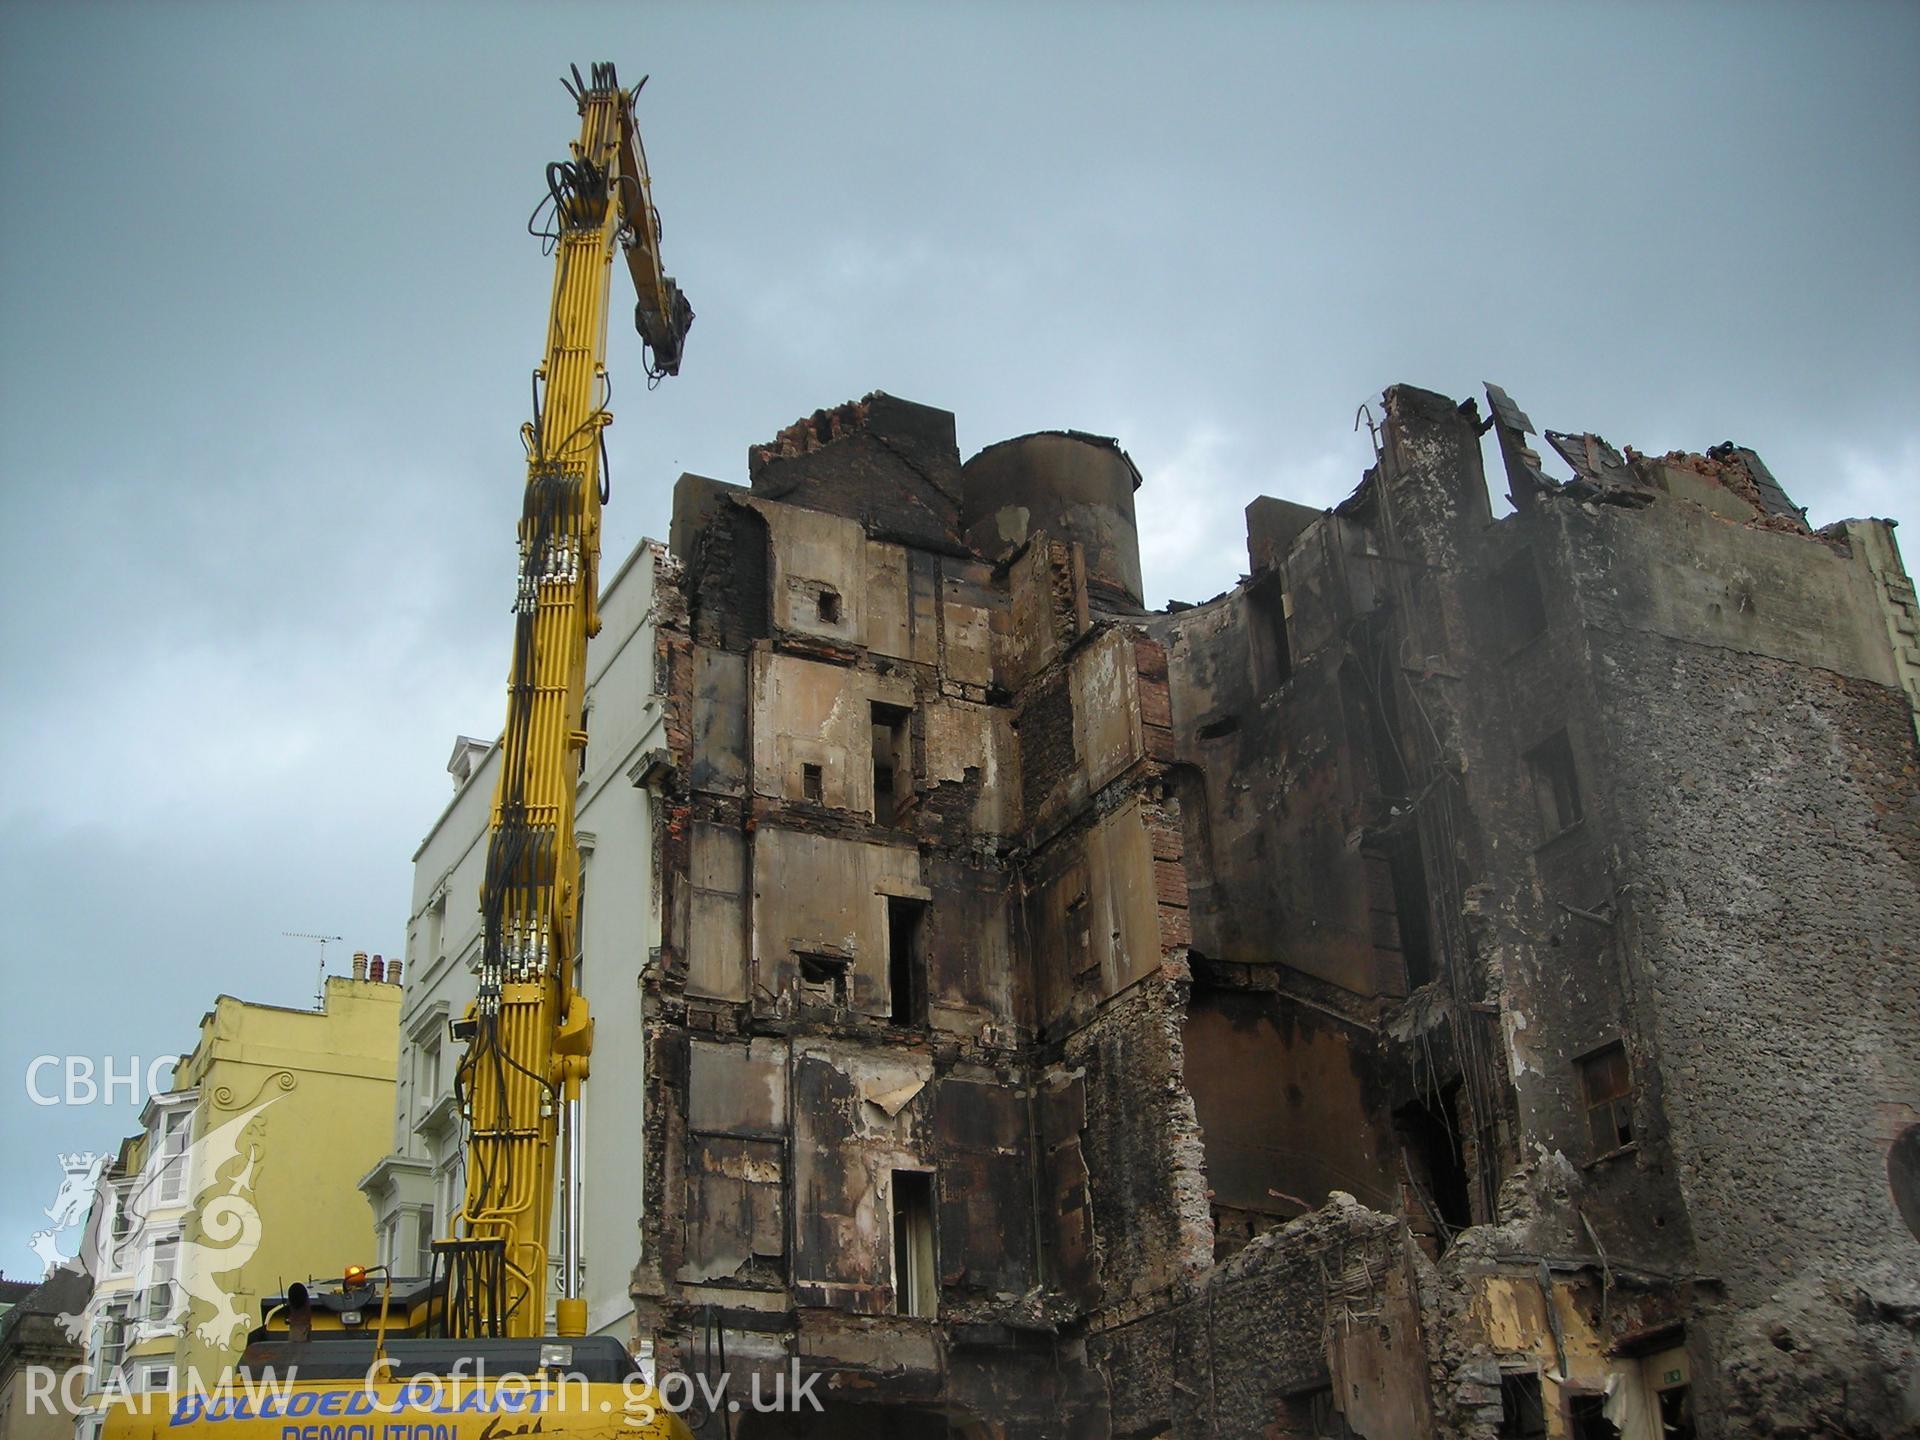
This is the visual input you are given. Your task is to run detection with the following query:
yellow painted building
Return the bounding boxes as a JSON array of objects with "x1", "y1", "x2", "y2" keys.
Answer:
[{"x1": 73, "y1": 976, "x2": 400, "y2": 1437}]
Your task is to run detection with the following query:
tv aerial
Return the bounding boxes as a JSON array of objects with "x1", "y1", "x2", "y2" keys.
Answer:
[{"x1": 284, "y1": 931, "x2": 343, "y2": 1007}]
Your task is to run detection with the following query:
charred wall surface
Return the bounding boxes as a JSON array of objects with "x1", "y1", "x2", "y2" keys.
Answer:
[{"x1": 637, "y1": 385, "x2": 1920, "y2": 1438}]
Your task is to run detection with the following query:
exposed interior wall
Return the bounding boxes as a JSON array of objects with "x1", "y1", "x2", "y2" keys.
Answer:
[
  {"x1": 638, "y1": 384, "x2": 1920, "y2": 1440},
  {"x1": 1182, "y1": 988, "x2": 1397, "y2": 1242}
]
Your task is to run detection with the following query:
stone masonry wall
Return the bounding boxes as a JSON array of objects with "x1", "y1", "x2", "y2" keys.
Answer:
[{"x1": 1595, "y1": 629, "x2": 1920, "y2": 1432}]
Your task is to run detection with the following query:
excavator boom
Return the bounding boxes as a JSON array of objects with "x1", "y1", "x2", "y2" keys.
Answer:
[
  {"x1": 103, "y1": 58, "x2": 693, "y2": 1440},
  {"x1": 454, "y1": 59, "x2": 690, "y2": 1342}
]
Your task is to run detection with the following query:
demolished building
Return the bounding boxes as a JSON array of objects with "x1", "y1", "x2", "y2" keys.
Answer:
[{"x1": 631, "y1": 385, "x2": 1920, "y2": 1438}]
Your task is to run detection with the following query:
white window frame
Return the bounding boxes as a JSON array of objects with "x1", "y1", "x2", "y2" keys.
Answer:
[
  {"x1": 416, "y1": 1037, "x2": 442, "y2": 1117},
  {"x1": 155, "y1": 1108, "x2": 191, "y2": 1205},
  {"x1": 93, "y1": 1301, "x2": 131, "y2": 1386},
  {"x1": 144, "y1": 1237, "x2": 179, "y2": 1322},
  {"x1": 412, "y1": 1205, "x2": 435, "y2": 1279},
  {"x1": 106, "y1": 1182, "x2": 139, "y2": 1273},
  {"x1": 428, "y1": 889, "x2": 448, "y2": 968}
]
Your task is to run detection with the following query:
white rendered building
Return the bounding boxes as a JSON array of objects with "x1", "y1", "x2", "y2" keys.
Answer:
[{"x1": 360, "y1": 538, "x2": 667, "y2": 1337}]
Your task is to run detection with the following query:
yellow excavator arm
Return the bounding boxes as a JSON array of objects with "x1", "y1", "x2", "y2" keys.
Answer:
[
  {"x1": 451, "y1": 60, "x2": 691, "y2": 1341},
  {"x1": 101, "y1": 61, "x2": 696, "y2": 1440}
]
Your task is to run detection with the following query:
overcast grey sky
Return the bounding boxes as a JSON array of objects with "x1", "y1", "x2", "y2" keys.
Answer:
[{"x1": 2, "y1": 1, "x2": 1915, "y2": 1274}]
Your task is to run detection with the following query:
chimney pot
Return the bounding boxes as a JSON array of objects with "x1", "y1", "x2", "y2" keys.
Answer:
[
  {"x1": 389, "y1": 959, "x2": 403, "y2": 986},
  {"x1": 368, "y1": 956, "x2": 385, "y2": 983},
  {"x1": 352, "y1": 952, "x2": 368, "y2": 981}
]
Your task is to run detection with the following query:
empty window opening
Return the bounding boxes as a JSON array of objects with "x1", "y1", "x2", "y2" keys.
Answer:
[
  {"x1": 801, "y1": 762, "x2": 823, "y2": 804},
  {"x1": 1580, "y1": 1041, "x2": 1634, "y2": 1155},
  {"x1": 1279, "y1": 1386, "x2": 1355, "y2": 1439},
  {"x1": 1248, "y1": 575, "x2": 1293, "y2": 687},
  {"x1": 1525, "y1": 730, "x2": 1584, "y2": 837},
  {"x1": 891, "y1": 1170, "x2": 937, "y2": 1318},
  {"x1": 1657, "y1": 1383, "x2": 1696, "y2": 1440},
  {"x1": 797, "y1": 952, "x2": 849, "y2": 1009},
  {"x1": 1492, "y1": 552, "x2": 1548, "y2": 651},
  {"x1": 1567, "y1": 1394, "x2": 1621, "y2": 1440},
  {"x1": 1389, "y1": 837, "x2": 1434, "y2": 987},
  {"x1": 1396, "y1": 1082, "x2": 1473, "y2": 1236},
  {"x1": 1498, "y1": 1373, "x2": 1548, "y2": 1438},
  {"x1": 1364, "y1": 836, "x2": 1435, "y2": 990},
  {"x1": 1197, "y1": 714, "x2": 1240, "y2": 742},
  {"x1": 886, "y1": 897, "x2": 927, "y2": 1027},
  {"x1": 871, "y1": 702, "x2": 912, "y2": 824},
  {"x1": 816, "y1": 587, "x2": 841, "y2": 625}
]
